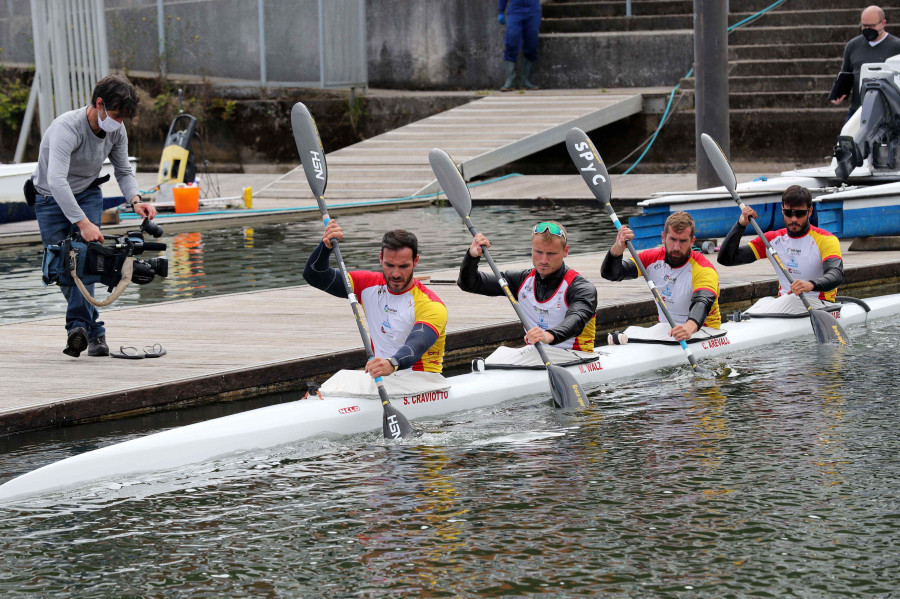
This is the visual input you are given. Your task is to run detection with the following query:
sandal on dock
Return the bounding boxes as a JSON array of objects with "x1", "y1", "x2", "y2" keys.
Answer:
[
  {"x1": 143, "y1": 343, "x2": 167, "y2": 358},
  {"x1": 110, "y1": 346, "x2": 144, "y2": 360}
]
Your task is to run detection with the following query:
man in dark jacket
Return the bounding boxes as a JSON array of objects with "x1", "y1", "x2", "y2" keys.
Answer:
[{"x1": 831, "y1": 5, "x2": 900, "y2": 117}]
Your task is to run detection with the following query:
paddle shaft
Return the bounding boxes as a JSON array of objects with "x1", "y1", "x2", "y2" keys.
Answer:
[
  {"x1": 461, "y1": 217, "x2": 558, "y2": 368},
  {"x1": 601, "y1": 200, "x2": 708, "y2": 365},
  {"x1": 316, "y1": 206, "x2": 404, "y2": 424}
]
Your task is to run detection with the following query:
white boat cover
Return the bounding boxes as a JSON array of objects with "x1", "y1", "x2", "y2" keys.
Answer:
[
  {"x1": 484, "y1": 344, "x2": 600, "y2": 368},
  {"x1": 744, "y1": 295, "x2": 840, "y2": 317},
  {"x1": 320, "y1": 369, "x2": 450, "y2": 399},
  {"x1": 620, "y1": 323, "x2": 726, "y2": 344}
]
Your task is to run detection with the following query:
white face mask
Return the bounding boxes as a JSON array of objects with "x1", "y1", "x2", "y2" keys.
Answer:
[{"x1": 98, "y1": 103, "x2": 122, "y2": 133}]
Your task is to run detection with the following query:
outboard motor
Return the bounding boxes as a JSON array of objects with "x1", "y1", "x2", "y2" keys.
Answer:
[{"x1": 834, "y1": 57, "x2": 900, "y2": 181}]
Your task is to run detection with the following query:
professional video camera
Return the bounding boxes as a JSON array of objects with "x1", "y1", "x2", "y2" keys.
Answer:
[{"x1": 42, "y1": 218, "x2": 169, "y2": 307}]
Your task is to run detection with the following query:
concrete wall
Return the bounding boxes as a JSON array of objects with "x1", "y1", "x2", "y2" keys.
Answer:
[
  {"x1": 366, "y1": 1, "x2": 693, "y2": 89},
  {"x1": 539, "y1": 31, "x2": 693, "y2": 88},
  {"x1": 366, "y1": 0, "x2": 503, "y2": 90}
]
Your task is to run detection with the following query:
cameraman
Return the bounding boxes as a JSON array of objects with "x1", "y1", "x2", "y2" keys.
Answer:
[{"x1": 30, "y1": 75, "x2": 157, "y2": 358}]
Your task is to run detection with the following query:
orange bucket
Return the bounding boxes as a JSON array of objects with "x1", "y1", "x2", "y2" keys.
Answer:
[{"x1": 173, "y1": 185, "x2": 200, "y2": 213}]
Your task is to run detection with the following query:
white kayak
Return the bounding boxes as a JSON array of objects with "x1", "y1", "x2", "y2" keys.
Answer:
[{"x1": 2, "y1": 293, "x2": 899, "y2": 501}]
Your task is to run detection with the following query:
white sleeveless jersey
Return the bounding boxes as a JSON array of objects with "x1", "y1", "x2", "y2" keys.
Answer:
[{"x1": 516, "y1": 269, "x2": 595, "y2": 351}]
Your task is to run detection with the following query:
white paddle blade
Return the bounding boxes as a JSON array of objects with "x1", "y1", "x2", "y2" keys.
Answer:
[
  {"x1": 290, "y1": 102, "x2": 328, "y2": 200},
  {"x1": 565, "y1": 128, "x2": 612, "y2": 206},
  {"x1": 700, "y1": 133, "x2": 737, "y2": 193},
  {"x1": 429, "y1": 148, "x2": 471, "y2": 219}
]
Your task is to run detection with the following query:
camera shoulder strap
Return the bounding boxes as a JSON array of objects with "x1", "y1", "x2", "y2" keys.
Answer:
[{"x1": 68, "y1": 249, "x2": 134, "y2": 307}]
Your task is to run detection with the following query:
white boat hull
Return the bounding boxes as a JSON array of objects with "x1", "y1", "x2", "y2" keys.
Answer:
[{"x1": 2, "y1": 293, "x2": 899, "y2": 501}]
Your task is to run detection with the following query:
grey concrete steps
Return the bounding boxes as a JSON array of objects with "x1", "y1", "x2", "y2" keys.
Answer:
[
  {"x1": 729, "y1": 58, "x2": 843, "y2": 77},
  {"x1": 727, "y1": 25, "x2": 857, "y2": 45},
  {"x1": 547, "y1": 0, "x2": 892, "y2": 8},
  {"x1": 542, "y1": 10, "x2": 863, "y2": 34},
  {"x1": 542, "y1": 1, "x2": 693, "y2": 18},
  {"x1": 680, "y1": 74, "x2": 835, "y2": 93},
  {"x1": 680, "y1": 91, "x2": 839, "y2": 110},
  {"x1": 628, "y1": 108, "x2": 848, "y2": 167},
  {"x1": 730, "y1": 43, "x2": 846, "y2": 61}
]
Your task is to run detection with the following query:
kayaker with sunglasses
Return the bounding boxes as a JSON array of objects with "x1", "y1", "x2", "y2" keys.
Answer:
[
  {"x1": 457, "y1": 221, "x2": 597, "y2": 351},
  {"x1": 717, "y1": 185, "x2": 844, "y2": 310},
  {"x1": 602, "y1": 211, "x2": 721, "y2": 342}
]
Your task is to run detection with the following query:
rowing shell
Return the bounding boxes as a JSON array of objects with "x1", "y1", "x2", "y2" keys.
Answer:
[{"x1": 2, "y1": 293, "x2": 899, "y2": 501}]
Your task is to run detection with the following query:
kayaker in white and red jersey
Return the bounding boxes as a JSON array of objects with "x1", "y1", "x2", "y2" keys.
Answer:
[
  {"x1": 303, "y1": 221, "x2": 448, "y2": 377},
  {"x1": 717, "y1": 185, "x2": 844, "y2": 305},
  {"x1": 457, "y1": 221, "x2": 598, "y2": 351},
  {"x1": 601, "y1": 211, "x2": 721, "y2": 342}
]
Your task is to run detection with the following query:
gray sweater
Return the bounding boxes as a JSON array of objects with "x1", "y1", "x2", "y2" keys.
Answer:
[
  {"x1": 31, "y1": 107, "x2": 139, "y2": 223},
  {"x1": 840, "y1": 33, "x2": 900, "y2": 111}
]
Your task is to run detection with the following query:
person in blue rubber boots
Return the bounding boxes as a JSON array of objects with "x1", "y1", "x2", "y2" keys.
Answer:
[{"x1": 498, "y1": 0, "x2": 542, "y2": 91}]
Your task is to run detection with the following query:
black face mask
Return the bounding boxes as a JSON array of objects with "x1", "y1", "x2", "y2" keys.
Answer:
[{"x1": 862, "y1": 27, "x2": 880, "y2": 42}]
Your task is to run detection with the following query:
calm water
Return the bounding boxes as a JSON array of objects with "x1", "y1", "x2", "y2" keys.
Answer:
[
  {"x1": 0, "y1": 317, "x2": 898, "y2": 597},
  {"x1": 0, "y1": 204, "x2": 632, "y2": 323}
]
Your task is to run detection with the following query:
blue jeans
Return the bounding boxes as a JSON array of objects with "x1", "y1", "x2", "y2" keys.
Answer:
[
  {"x1": 34, "y1": 187, "x2": 106, "y2": 340},
  {"x1": 504, "y1": 10, "x2": 540, "y2": 62}
]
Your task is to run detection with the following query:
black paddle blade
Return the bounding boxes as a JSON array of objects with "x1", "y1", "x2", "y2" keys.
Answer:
[
  {"x1": 546, "y1": 364, "x2": 589, "y2": 410},
  {"x1": 691, "y1": 362, "x2": 717, "y2": 379},
  {"x1": 700, "y1": 133, "x2": 737, "y2": 193},
  {"x1": 810, "y1": 308, "x2": 849, "y2": 345},
  {"x1": 428, "y1": 148, "x2": 472, "y2": 220},
  {"x1": 565, "y1": 128, "x2": 612, "y2": 207},
  {"x1": 382, "y1": 400, "x2": 417, "y2": 440},
  {"x1": 290, "y1": 102, "x2": 328, "y2": 201}
]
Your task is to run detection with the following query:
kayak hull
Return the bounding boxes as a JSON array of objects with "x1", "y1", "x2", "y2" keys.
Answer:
[{"x1": 2, "y1": 293, "x2": 898, "y2": 501}]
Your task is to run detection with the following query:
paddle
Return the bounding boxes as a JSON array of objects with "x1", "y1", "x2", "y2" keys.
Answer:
[
  {"x1": 428, "y1": 148, "x2": 588, "y2": 410},
  {"x1": 700, "y1": 132, "x2": 849, "y2": 345},
  {"x1": 564, "y1": 127, "x2": 715, "y2": 378},
  {"x1": 291, "y1": 102, "x2": 417, "y2": 439}
]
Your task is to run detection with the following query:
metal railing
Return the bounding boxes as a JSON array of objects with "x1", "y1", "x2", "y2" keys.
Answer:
[{"x1": 1, "y1": 0, "x2": 368, "y2": 89}]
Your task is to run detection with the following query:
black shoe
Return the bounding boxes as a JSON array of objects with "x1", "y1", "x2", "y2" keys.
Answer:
[
  {"x1": 63, "y1": 327, "x2": 89, "y2": 357},
  {"x1": 88, "y1": 335, "x2": 110, "y2": 357}
]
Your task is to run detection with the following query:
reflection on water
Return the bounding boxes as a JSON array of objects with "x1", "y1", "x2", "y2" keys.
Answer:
[
  {"x1": 0, "y1": 319, "x2": 898, "y2": 596},
  {"x1": 0, "y1": 204, "x2": 630, "y2": 322}
]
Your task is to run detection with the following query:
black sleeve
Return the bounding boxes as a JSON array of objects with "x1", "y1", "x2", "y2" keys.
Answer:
[
  {"x1": 717, "y1": 222, "x2": 758, "y2": 266},
  {"x1": 391, "y1": 323, "x2": 439, "y2": 370},
  {"x1": 600, "y1": 250, "x2": 639, "y2": 281},
  {"x1": 457, "y1": 251, "x2": 532, "y2": 296},
  {"x1": 302, "y1": 242, "x2": 348, "y2": 298},
  {"x1": 687, "y1": 289, "x2": 717, "y2": 328},
  {"x1": 811, "y1": 257, "x2": 845, "y2": 293},
  {"x1": 547, "y1": 275, "x2": 598, "y2": 344},
  {"x1": 840, "y1": 39, "x2": 852, "y2": 74},
  {"x1": 457, "y1": 251, "x2": 504, "y2": 296}
]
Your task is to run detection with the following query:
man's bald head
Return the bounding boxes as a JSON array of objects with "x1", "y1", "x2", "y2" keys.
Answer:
[{"x1": 862, "y1": 5, "x2": 885, "y2": 23}]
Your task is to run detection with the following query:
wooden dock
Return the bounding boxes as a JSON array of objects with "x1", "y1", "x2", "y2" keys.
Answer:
[
  {"x1": 257, "y1": 90, "x2": 644, "y2": 201},
  {"x1": 2, "y1": 241, "x2": 899, "y2": 435}
]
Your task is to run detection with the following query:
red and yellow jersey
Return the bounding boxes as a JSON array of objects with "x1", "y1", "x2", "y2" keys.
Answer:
[
  {"x1": 516, "y1": 269, "x2": 596, "y2": 351},
  {"x1": 748, "y1": 226, "x2": 842, "y2": 302},
  {"x1": 631, "y1": 248, "x2": 721, "y2": 329},
  {"x1": 349, "y1": 271, "x2": 447, "y2": 373}
]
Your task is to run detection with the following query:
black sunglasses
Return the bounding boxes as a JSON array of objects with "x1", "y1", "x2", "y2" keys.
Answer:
[{"x1": 782, "y1": 208, "x2": 810, "y2": 218}]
